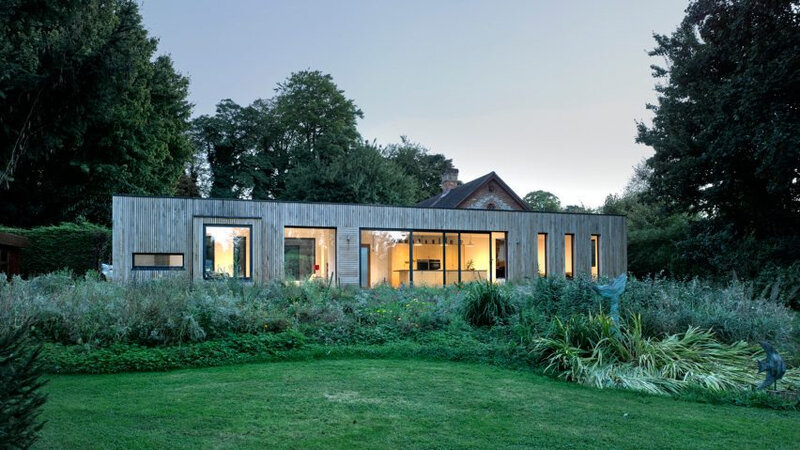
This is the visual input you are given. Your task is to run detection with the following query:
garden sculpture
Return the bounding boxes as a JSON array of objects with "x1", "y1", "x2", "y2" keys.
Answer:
[
  {"x1": 591, "y1": 274, "x2": 627, "y2": 327},
  {"x1": 757, "y1": 342, "x2": 786, "y2": 390}
]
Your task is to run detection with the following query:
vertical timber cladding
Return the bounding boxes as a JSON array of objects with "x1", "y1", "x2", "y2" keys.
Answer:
[{"x1": 112, "y1": 195, "x2": 627, "y2": 284}]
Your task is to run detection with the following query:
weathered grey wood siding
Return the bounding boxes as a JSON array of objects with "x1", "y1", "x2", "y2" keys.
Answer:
[{"x1": 112, "y1": 195, "x2": 627, "y2": 285}]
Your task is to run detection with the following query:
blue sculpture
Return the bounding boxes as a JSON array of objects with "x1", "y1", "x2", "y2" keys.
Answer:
[
  {"x1": 591, "y1": 274, "x2": 627, "y2": 326},
  {"x1": 757, "y1": 342, "x2": 786, "y2": 391}
]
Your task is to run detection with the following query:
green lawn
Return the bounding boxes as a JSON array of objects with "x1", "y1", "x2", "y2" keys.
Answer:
[{"x1": 37, "y1": 359, "x2": 799, "y2": 449}]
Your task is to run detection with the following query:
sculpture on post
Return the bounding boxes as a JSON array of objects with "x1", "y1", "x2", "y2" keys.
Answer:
[
  {"x1": 591, "y1": 274, "x2": 627, "y2": 327},
  {"x1": 757, "y1": 342, "x2": 786, "y2": 391}
]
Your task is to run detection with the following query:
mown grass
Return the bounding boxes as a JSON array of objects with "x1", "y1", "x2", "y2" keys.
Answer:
[{"x1": 37, "y1": 359, "x2": 799, "y2": 449}]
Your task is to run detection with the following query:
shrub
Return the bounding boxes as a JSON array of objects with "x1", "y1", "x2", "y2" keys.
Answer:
[
  {"x1": 0, "y1": 325, "x2": 48, "y2": 448},
  {"x1": 463, "y1": 282, "x2": 516, "y2": 327},
  {"x1": 0, "y1": 222, "x2": 111, "y2": 277},
  {"x1": 532, "y1": 313, "x2": 800, "y2": 396}
]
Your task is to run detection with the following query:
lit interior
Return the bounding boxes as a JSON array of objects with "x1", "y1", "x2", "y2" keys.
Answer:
[
  {"x1": 564, "y1": 234, "x2": 574, "y2": 278},
  {"x1": 591, "y1": 234, "x2": 600, "y2": 279},
  {"x1": 359, "y1": 230, "x2": 504, "y2": 287},
  {"x1": 204, "y1": 226, "x2": 251, "y2": 279},
  {"x1": 537, "y1": 233, "x2": 547, "y2": 277},
  {"x1": 284, "y1": 227, "x2": 336, "y2": 283}
]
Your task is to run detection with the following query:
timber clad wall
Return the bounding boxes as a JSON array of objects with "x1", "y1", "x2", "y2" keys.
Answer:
[{"x1": 113, "y1": 195, "x2": 627, "y2": 284}]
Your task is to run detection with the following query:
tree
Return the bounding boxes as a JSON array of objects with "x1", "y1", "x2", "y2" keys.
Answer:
[
  {"x1": 637, "y1": 0, "x2": 800, "y2": 240},
  {"x1": 190, "y1": 100, "x2": 265, "y2": 199},
  {"x1": 0, "y1": 0, "x2": 193, "y2": 226},
  {"x1": 284, "y1": 141, "x2": 418, "y2": 205},
  {"x1": 383, "y1": 136, "x2": 454, "y2": 203},
  {"x1": 523, "y1": 191, "x2": 562, "y2": 212},
  {"x1": 0, "y1": 325, "x2": 48, "y2": 449},
  {"x1": 271, "y1": 70, "x2": 363, "y2": 199},
  {"x1": 601, "y1": 162, "x2": 693, "y2": 277}
]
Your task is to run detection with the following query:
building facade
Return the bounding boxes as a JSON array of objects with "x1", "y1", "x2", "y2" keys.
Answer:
[{"x1": 112, "y1": 195, "x2": 626, "y2": 286}]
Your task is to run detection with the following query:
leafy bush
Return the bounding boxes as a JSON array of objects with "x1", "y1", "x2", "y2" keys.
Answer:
[
  {"x1": 0, "y1": 222, "x2": 111, "y2": 277},
  {"x1": 41, "y1": 331, "x2": 305, "y2": 374},
  {"x1": 532, "y1": 313, "x2": 800, "y2": 396},
  {"x1": 462, "y1": 282, "x2": 516, "y2": 327},
  {"x1": 1, "y1": 325, "x2": 48, "y2": 448},
  {"x1": 754, "y1": 262, "x2": 800, "y2": 309}
]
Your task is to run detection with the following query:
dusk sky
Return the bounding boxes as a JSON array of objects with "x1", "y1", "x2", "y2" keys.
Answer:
[{"x1": 140, "y1": 0, "x2": 689, "y2": 207}]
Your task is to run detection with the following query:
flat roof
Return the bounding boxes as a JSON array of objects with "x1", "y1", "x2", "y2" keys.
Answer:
[{"x1": 113, "y1": 194, "x2": 626, "y2": 218}]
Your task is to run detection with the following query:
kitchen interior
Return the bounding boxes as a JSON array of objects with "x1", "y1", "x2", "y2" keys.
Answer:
[{"x1": 360, "y1": 230, "x2": 506, "y2": 288}]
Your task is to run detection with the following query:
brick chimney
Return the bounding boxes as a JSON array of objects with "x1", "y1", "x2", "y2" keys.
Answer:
[{"x1": 441, "y1": 168, "x2": 459, "y2": 192}]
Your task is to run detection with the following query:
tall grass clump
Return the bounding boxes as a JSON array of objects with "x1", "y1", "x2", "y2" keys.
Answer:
[
  {"x1": 532, "y1": 313, "x2": 799, "y2": 396},
  {"x1": 517, "y1": 275, "x2": 795, "y2": 346},
  {"x1": 462, "y1": 282, "x2": 516, "y2": 327}
]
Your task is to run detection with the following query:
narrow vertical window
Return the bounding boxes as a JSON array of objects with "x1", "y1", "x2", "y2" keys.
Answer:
[
  {"x1": 537, "y1": 233, "x2": 547, "y2": 277},
  {"x1": 564, "y1": 233, "x2": 574, "y2": 278},
  {"x1": 591, "y1": 234, "x2": 600, "y2": 279}
]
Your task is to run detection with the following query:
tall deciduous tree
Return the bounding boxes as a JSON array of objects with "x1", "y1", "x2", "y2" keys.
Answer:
[
  {"x1": 523, "y1": 191, "x2": 562, "y2": 212},
  {"x1": 383, "y1": 136, "x2": 455, "y2": 203},
  {"x1": 637, "y1": 0, "x2": 800, "y2": 239},
  {"x1": 0, "y1": 0, "x2": 193, "y2": 226}
]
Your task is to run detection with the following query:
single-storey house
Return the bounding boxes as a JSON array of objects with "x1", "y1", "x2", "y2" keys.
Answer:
[{"x1": 112, "y1": 172, "x2": 626, "y2": 285}]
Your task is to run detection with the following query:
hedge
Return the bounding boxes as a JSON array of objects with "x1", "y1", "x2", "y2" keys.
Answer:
[{"x1": 0, "y1": 222, "x2": 111, "y2": 277}]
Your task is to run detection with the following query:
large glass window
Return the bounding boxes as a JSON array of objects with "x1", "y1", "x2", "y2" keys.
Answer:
[
  {"x1": 204, "y1": 225, "x2": 251, "y2": 279},
  {"x1": 360, "y1": 229, "x2": 505, "y2": 287},
  {"x1": 564, "y1": 233, "x2": 574, "y2": 278},
  {"x1": 133, "y1": 253, "x2": 184, "y2": 270},
  {"x1": 460, "y1": 233, "x2": 490, "y2": 283},
  {"x1": 284, "y1": 227, "x2": 336, "y2": 283},
  {"x1": 591, "y1": 234, "x2": 600, "y2": 279},
  {"x1": 537, "y1": 233, "x2": 547, "y2": 277},
  {"x1": 360, "y1": 230, "x2": 410, "y2": 287},
  {"x1": 412, "y1": 232, "x2": 444, "y2": 287},
  {"x1": 444, "y1": 233, "x2": 459, "y2": 284}
]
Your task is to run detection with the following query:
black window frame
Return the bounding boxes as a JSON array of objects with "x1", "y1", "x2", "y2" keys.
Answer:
[
  {"x1": 358, "y1": 227, "x2": 504, "y2": 287},
  {"x1": 131, "y1": 253, "x2": 185, "y2": 271}
]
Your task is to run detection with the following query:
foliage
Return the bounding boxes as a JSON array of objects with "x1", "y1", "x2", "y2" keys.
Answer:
[
  {"x1": 42, "y1": 331, "x2": 305, "y2": 374},
  {"x1": 382, "y1": 136, "x2": 455, "y2": 203},
  {"x1": 754, "y1": 262, "x2": 800, "y2": 310},
  {"x1": 532, "y1": 313, "x2": 800, "y2": 396},
  {"x1": 283, "y1": 141, "x2": 418, "y2": 205},
  {"x1": 0, "y1": 222, "x2": 110, "y2": 277},
  {"x1": 522, "y1": 190, "x2": 562, "y2": 212},
  {"x1": 462, "y1": 282, "x2": 517, "y2": 327},
  {"x1": 636, "y1": 0, "x2": 800, "y2": 270},
  {"x1": 0, "y1": 0, "x2": 193, "y2": 226},
  {"x1": 189, "y1": 71, "x2": 450, "y2": 206},
  {"x1": 0, "y1": 325, "x2": 48, "y2": 449}
]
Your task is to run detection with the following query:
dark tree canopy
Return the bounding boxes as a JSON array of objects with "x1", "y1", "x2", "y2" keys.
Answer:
[
  {"x1": 0, "y1": 0, "x2": 193, "y2": 226},
  {"x1": 190, "y1": 71, "x2": 450, "y2": 206},
  {"x1": 637, "y1": 0, "x2": 800, "y2": 238},
  {"x1": 523, "y1": 190, "x2": 562, "y2": 212},
  {"x1": 382, "y1": 136, "x2": 455, "y2": 203}
]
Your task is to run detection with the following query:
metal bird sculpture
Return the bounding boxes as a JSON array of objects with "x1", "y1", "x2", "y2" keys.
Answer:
[
  {"x1": 591, "y1": 274, "x2": 627, "y2": 327},
  {"x1": 757, "y1": 342, "x2": 786, "y2": 391}
]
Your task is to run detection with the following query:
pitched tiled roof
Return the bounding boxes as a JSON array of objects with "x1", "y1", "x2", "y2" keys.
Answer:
[{"x1": 415, "y1": 172, "x2": 529, "y2": 210}]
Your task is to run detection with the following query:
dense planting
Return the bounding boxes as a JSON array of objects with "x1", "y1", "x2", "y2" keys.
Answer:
[{"x1": 1, "y1": 272, "x2": 798, "y2": 407}]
